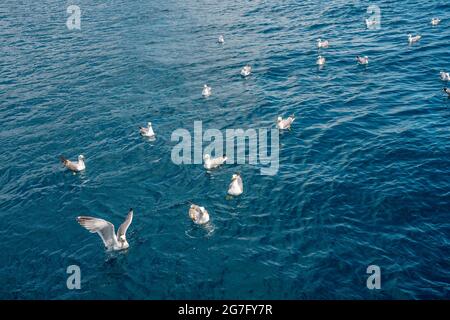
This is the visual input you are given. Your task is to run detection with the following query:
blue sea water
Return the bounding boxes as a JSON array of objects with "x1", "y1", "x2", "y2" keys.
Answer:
[{"x1": 1, "y1": 0, "x2": 450, "y2": 299}]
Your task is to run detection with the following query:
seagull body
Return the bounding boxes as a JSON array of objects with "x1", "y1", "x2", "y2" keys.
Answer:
[
  {"x1": 77, "y1": 209, "x2": 133, "y2": 251},
  {"x1": 241, "y1": 65, "x2": 252, "y2": 77},
  {"x1": 444, "y1": 88, "x2": 450, "y2": 97},
  {"x1": 316, "y1": 55, "x2": 326, "y2": 66},
  {"x1": 189, "y1": 204, "x2": 210, "y2": 225},
  {"x1": 277, "y1": 115, "x2": 295, "y2": 130},
  {"x1": 317, "y1": 39, "x2": 329, "y2": 49},
  {"x1": 227, "y1": 173, "x2": 243, "y2": 196},
  {"x1": 408, "y1": 34, "x2": 421, "y2": 44},
  {"x1": 218, "y1": 35, "x2": 225, "y2": 44},
  {"x1": 365, "y1": 19, "x2": 378, "y2": 28},
  {"x1": 202, "y1": 84, "x2": 211, "y2": 97},
  {"x1": 139, "y1": 122, "x2": 155, "y2": 138},
  {"x1": 204, "y1": 154, "x2": 227, "y2": 170},
  {"x1": 431, "y1": 18, "x2": 441, "y2": 26},
  {"x1": 60, "y1": 155, "x2": 85, "y2": 172},
  {"x1": 356, "y1": 56, "x2": 369, "y2": 65},
  {"x1": 440, "y1": 72, "x2": 450, "y2": 81}
]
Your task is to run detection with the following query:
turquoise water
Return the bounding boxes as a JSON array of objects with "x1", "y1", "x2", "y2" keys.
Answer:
[{"x1": 1, "y1": 0, "x2": 449, "y2": 299}]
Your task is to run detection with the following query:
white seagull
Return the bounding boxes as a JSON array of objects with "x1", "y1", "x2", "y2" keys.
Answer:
[
  {"x1": 365, "y1": 18, "x2": 378, "y2": 28},
  {"x1": 356, "y1": 56, "x2": 369, "y2": 65},
  {"x1": 408, "y1": 34, "x2": 421, "y2": 44},
  {"x1": 204, "y1": 154, "x2": 227, "y2": 170},
  {"x1": 202, "y1": 84, "x2": 211, "y2": 97},
  {"x1": 316, "y1": 55, "x2": 326, "y2": 66},
  {"x1": 218, "y1": 35, "x2": 225, "y2": 44},
  {"x1": 227, "y1": 173, "x2": 243, "y2": 196},
  {"x1": 440, "y1": 71, "x2": 450, "y2": 81},
  {"x1": 431, "y1": 18, "x2": 441, "y2": 26},
  {"x1": 277, "y1": 115, "x2": 295, "y2": 130},
  {"x1": 317, "y1": 39, "x2": 329, "y2": 49},
  {"x1": 189, "y1": 204, "x2": 210, "y2": 225},
  {"x1": 444, "y1": 88, "x2": 450, "y2": 97},
  {"x1": 60, "y1": 154, "x2": 85, "y2": 172},
  {"x1": 139, "y1": 122, "x2": 155, "y2": 138},
  {"x1": 77, "y1": 208, "x2": 133, "y2": 251},
  {"x1": 241, "y1": 65, "x2": 252, "y2": 77}
]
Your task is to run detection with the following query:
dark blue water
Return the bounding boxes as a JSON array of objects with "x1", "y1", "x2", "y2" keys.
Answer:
[{"x1": 1, "y1": 0, "x2": 449, "y2": 299}]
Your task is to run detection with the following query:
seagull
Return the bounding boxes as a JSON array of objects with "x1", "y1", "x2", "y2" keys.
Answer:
[
  {"x1": 444, "y1": 88, "x2": 450, "y2": 97},
  {"x1": 440, "y1": 71, "x2": 450, "y2": 81},
  {"x1": 240, "y1": 65, "x2": 252, "y2": 77},
  {"x1": 77, "y1": 208, "x2": 133, "y2": 251},
  {"x1": 365, "y1": 18, "x2": 378, "y2": 28},
  {"x1": 356, "y1": 56, "x2": 369, "y2": 65},
  {"x1": 204, "y1": 154, "x2": 227, "y2": 170},
  {"x1": 317, "y1": 39, "x2": 329, "y2": 49},
  {"x1": 139, "y1": 122, "x2": 155, "y2": 138},
  {"x1": 227, "y1": 173, "x2": 243, "y2": 196},
  {"x1": 408, "y1": 34, "x2": 421, "y2": 44},
  {"x1": 316, "y1": 55, "x2": 326, "y2": 66},
  {"x1": 218, "y1": 35, "x2": 225, "y2": 44},
  {"x1": 202, "y1": 84, "x2": 211, "y2": 97},
  {"x1": 60, "y1": 154, "x2": 85, "y2": 172},
  {"x1": 277, "y1": 115, "x2": 295, "y2": 130},
  {"x1": 431, "y1": 18, "x2": 441, "y2": 26},
  {"x1": 189, "y1": 204, "x2": 210, "y2": 225}
]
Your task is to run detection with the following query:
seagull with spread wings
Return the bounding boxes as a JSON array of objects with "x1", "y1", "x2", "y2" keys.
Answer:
[{"x1": 77, "y1": 208, "x2": 133, "y2": 251}]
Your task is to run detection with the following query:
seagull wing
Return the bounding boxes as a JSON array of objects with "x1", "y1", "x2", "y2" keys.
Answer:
[
  {"x1": 212, "y1": 156, "x2": 226, "y2": 166},
  {"x1": 60, "y1": 156, "x2": 79, "y2": 171},
  {"x1": 117, "y1": 209, "x2": 133, "y2": 238},
  {"x1": 139, "y1": 127, "x2": 148, "y2": 135},
  {"x1": 237, "y1": 176, "x2": 243, "y2": 190},
  {"x1": 77, "y1": 216, "x2": 117, "y2": 248}
]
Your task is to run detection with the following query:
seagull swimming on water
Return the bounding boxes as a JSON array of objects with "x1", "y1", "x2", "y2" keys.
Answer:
[
  {"x1": 408, "y1": 34, "x2": 421, "y2": 44},
  {"x1": 440, "y1": 72, "x2": 450, "y2": 81},
  {"x1": 431, "y1": 18, "x2": 441, "y2": 26},
  {"x1": 227, "y1": 173, "x2": 243, "y2": 196},
  {"x1": 277, "y1": 115, "x2": 295, "y2": 130},
  {"x1": 204, "y1": 154, "x2": 227, "y2": 170},
  {"x1": 60, "y1": 154, "x2": 85, "y2": 172},
  {"x1": 443, "y1": 88, "x2": 450, "y2": 97},
  {"x1": 189, "y1": 204, "x2": 210, "y2": 225},
  {"x1": 241, "y1": 65, "x2": 252, "y2": 77},
  {"x1": 202, "y1": 84, "x2": 211, "y2": 97},
  {"x1": 218, "y1": 35, "x2": 225, "y2": 44},
  {"x1": 365, "y1": 18, "x2": 378, "y2": 29},
  {"x1": 139, "y1": 122, "x2": 155, "y2": 138},
  {"x1": 317, "y1": 39, "x2": 329, "y2": 49},
  {"x1": 356, "y1": 56, "x2": 369, "y2": 65},
  {"x1": 316, "y1": 55, "x2": 326, "y2": 66},
  {"x1": 77, "y1": 208, "x2": 133, "y2": 251}
]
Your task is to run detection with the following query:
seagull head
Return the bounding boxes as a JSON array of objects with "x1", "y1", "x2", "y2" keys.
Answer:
[
  {"x1": 204, "y1": 154, "x2": 210, "y2": 160},
  {"x1": 277, "y1": 116, "x2": 282, "y2": 122},
  {"x1": 78, "y1": 155, "x2": 85, "y2": 161},
  {"x1": 147, "y1": 122, "x2": 152, "y2": 127},
  {"x1": 119, "y1": 235, "x2": 129, "y2": 248}
]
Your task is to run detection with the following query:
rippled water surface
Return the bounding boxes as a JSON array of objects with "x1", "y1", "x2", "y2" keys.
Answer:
[{"x1": 1, "y1": 0, "x2": 449, "y2": 299}]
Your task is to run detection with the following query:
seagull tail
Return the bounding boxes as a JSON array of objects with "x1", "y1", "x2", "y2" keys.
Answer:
[{"x1": 59, "y1": 156, "x2": 68, "y2": 164}]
